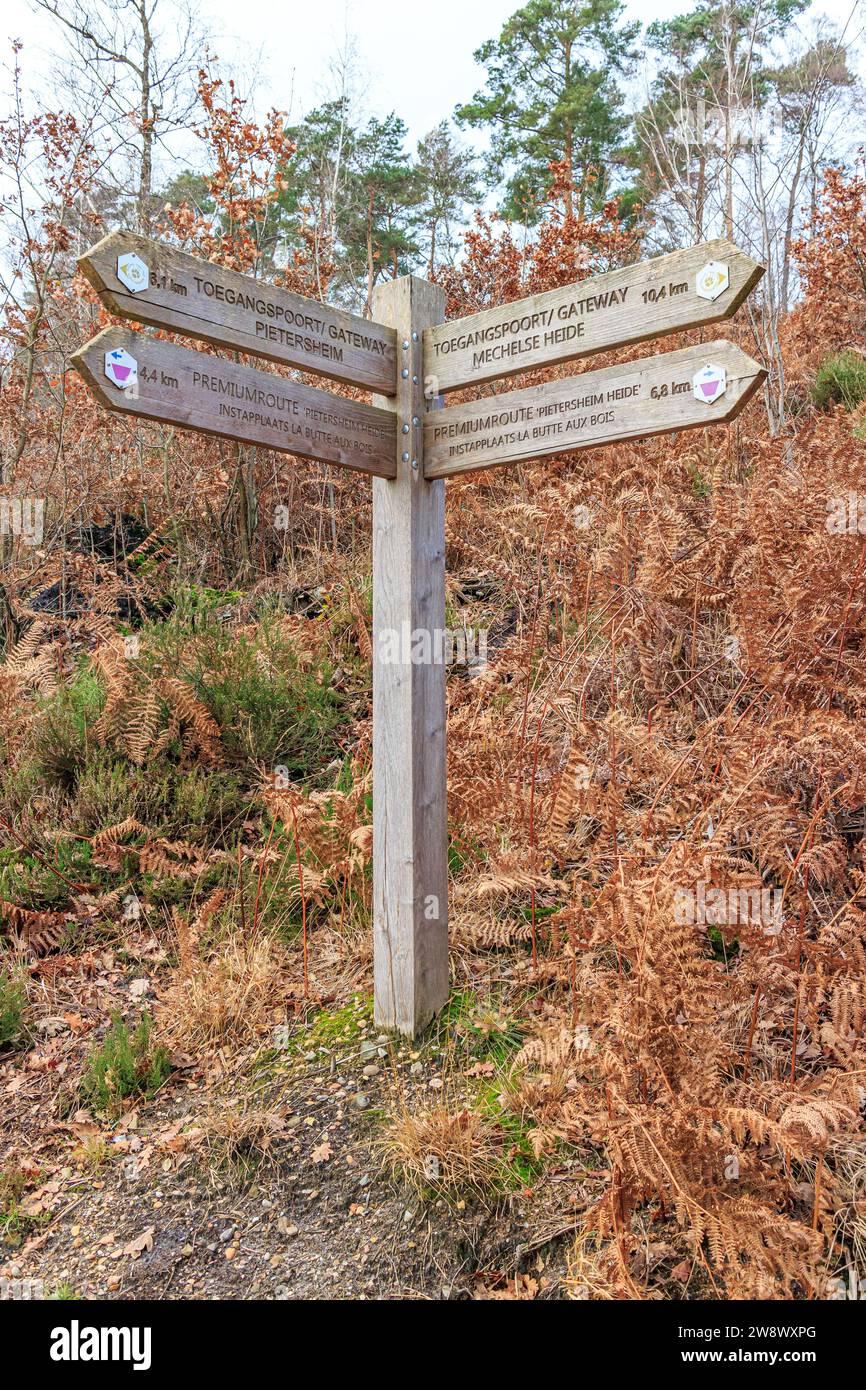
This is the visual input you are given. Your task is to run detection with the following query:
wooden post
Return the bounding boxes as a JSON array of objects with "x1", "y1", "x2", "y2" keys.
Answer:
[
  {"x1": 371, "y1": 276, "x2": 448, "y2": 1035},
  {"x1": 71, "y1": 232, "x2": 766, "y2": 1044}
]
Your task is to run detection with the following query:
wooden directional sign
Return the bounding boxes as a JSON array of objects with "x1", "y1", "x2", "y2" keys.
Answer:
[
  {"x1": 425, "y1": 340, "x2": 765, "y2": 479},
  {"x1": 72, "y1": 327, "x2": 397, "y2": 478},
  {"x1": 69, "y1": 224, "x2": 768, "y2": 1038},
  {"x1": 425, "y1": 239, "x2": 764, "y2": 394},
  {"x1": 78, "y1": 231, "x2": 398, "y2": 394}
]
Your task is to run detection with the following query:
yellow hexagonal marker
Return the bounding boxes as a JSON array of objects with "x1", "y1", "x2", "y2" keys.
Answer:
[
  {"x1": 116, "y1": 252, "x2": 149, "y2": 294},
  {"x1": 695, "y1": 261, "x2": 730, "y2": 302}
]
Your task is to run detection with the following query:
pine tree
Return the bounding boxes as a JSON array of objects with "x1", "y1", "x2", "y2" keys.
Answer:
[
  {"x1": 414, "y1": 123, "x2": 479, "y2": 274},
  {"x1": 342, "y1": 113, "x2": 420, "y2": 315},
  {"x1": 455, "y1": 0, "x2": 639, "y2": 223},
  {"x1": 278, "y1": 98, "x2": 357, "y2": 299}
]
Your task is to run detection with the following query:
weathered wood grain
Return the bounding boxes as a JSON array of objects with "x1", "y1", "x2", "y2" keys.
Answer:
[
  {"x1": 78, "y1": 231, "x2": 398, "y2": 394},
  {"x1": 72, "y1": 327, "x2": 397, "y2": 477},
  {"x1": 371, "y1": 277, "x2": 449, "y2": 1036},
  {"x1": 424, "y1": 239, "x2": 764, "y2": 394},
  {"x1": 424, "y1": 340, "x2": 766, "y2": 478}
]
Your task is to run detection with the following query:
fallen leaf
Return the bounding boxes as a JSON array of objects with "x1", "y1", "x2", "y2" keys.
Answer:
[
  {"x1": 123, "y1": 1226, "x2": 155, "y2": 1259},
  {"x1": 474, "y1": 1273, "x2": 539, "y2": 1301}
]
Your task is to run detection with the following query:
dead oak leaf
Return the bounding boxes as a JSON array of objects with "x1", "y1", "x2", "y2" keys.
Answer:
[{"x1": 123, "y1": 1226, "x2": 155, "y2": 1259}]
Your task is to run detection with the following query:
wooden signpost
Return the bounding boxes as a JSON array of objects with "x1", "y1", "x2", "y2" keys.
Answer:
[
  {"x1": 425, "y1": 340, "x2": 764, "y2": 478},
  {"x1": 78, "y1": 231, "x2": 397, "y2": 393},
  {"x1": 425, "y1": 238, "x2": 763, "y2": 394},
  {"x1": 72, "y1": 327, "x2": 397, "y2": 477},
  {"x1": 73, "y1": 230, "x2": 765, "y2": 1036}
]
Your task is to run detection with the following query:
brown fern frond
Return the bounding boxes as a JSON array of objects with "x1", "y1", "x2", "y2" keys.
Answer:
[
  {"x1": 0, "y1": 899, "x2": 68, "y2": 954},
  {"x1": 154, "y1": 677, "x2": 222, "y2": 763}
]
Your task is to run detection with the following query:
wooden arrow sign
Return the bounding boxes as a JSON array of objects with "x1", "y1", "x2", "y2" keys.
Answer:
[
  {"x1": 425, "y1": 239, "x2": 764, "y2": 395},
  {"x1": 424, "y1": 340, "x2": 765, "y2": 479},
  {"x1": 77, "y1": 232, "x2": 398, "y2": 394},
  {"x1": 72, "y1": 327, "x2": 397, "y2": 478},
  {"x1": 69, "y1": 228, "x2": 768, "y2": 1038}
]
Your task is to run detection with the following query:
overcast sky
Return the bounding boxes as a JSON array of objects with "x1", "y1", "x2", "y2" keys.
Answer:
[{"x1": 4, "y1": 0, "x2": 863, "y2": 152}]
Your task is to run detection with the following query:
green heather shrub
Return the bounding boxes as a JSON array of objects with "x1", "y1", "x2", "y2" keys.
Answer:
[
  {"x1": 0, "y1": 835, "x2": 99, "y2": 913},
  {"x1": 146, "y1": 607, "x2": 343, "y2": 775},
  {"x1": 0, "y1": 756, "x2": 45, "y2": 821},
  {"x1": 0, "y1": 971, "x2": 26, "y2": 1049},
  {"x1": 80, "y1": 1010, "x2": 171, "y2": 1115},
  {"x1": 813, "y1": 350, "x2": 866, "y2": 412},
  {"x1": 69, "y1": 754, "x2": 246, "y2": 847},
  {"x1": 32, "y1": 666, "x2": 105, "y2": 789}
]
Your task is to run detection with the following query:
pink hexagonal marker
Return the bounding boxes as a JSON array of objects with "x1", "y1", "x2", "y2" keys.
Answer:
[
  {"x1": 692, "y1": 362, "x2": 727, "y2": 405},
  {"x1": 103, "y1": 347, "x2": 138, "y2": 391}
]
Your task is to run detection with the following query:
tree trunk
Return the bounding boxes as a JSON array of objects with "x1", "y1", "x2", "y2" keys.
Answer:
[
  {"x1": 365, "y1": 189, "x2": 375, "y2": 317},
  {"x1": 780, "y1": 127, "x2": 806, "y2": 314},
  {"x1": 563, "y1": 39, "x2": 574, "y2": 219},
  {"x1": 136, "y1": 0, "x2": 154, "y2": 231},
  {"x1": 724, "y1": 100, "x2": 734, "y2": 239},
  {"x1": 696, "y1": 147, "x2": 706, "y2": 241}
]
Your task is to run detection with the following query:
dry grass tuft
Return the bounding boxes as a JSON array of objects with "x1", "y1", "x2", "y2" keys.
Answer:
[
  {"x1": 191, "y1": 1103, "x2": 286, "y2": 1182},
  {"x1": 384, "y1": 1104, "x2": 509, "y2": 1200},
  {"x1": 159, "y1": 933, "x2": 286, "y2": 1051},
  {"x1": 565, "y1": 1232, "x2": 632, "y2": 1301}
]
